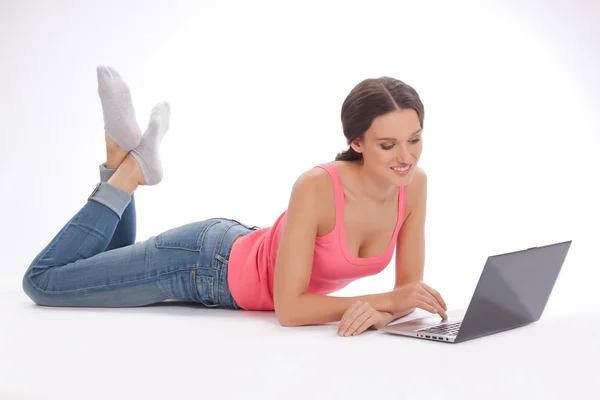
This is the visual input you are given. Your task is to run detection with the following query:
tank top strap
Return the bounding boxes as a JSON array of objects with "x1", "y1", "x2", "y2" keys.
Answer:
[
  {"x1": 315, "y1": 163, "x2": 345, "y2": 226},
  {"x1": 394, "y1": 184, "x2": 407, "y2": 238}
]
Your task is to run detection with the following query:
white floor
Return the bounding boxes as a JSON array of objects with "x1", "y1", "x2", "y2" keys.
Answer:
[{"x1": 2, "y1": 280, "x2": 598, "y2": 400}]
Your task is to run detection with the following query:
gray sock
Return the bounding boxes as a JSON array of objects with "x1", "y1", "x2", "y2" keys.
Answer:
[
  {"x1": 99, "y1": 162, "x2": 116, "y2": 182},
  {"x1": 97, "y1": 66, "x2": 142, "y2": 151},
  {"x1": 130, "y1": 102, "x2": 171, "y2": 186}
]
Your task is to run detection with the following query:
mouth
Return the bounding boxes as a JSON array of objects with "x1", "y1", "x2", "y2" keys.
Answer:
[{"x1": 390, "y1": 164, "x2": 412, "y2": 176}]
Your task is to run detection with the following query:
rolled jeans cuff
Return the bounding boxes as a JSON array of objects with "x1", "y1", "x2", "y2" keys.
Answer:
[
  {"x1": 88, "y1": 182, "x2": 131, "y2": 219},
  {"x1": 99, "y1": 162, "x2": 117, "y2": 182}
]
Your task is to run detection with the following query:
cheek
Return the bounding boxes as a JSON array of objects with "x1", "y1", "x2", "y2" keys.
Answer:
[
  {"x1": 378, "y1": 150, "x2": 396, "y2": 164},
  {"x1": 367, "y1": 146, "x2": 389, "y2": 161},
  {"x1": 412, "y1": 144, "x2": 423, "y2": 160}
]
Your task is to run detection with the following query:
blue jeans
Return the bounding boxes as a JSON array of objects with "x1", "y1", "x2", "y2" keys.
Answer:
[{"x1": 22, "y1": 162, "x2": 257, "y2": 309}]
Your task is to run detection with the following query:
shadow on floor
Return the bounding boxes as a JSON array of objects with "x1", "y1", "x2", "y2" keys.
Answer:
[{"x1": 21, "y1": 298, "x2": 281, "y2": 325}]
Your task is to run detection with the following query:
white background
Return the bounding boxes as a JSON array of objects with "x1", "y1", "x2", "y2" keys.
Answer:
[{"x1": 1, "y1": 0, "x2": 599, "y2": 399}]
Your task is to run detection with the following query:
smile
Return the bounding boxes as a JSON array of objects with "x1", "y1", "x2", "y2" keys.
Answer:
[{"x1": 391, "y1": 164, "x2": 412, "y2": 176}]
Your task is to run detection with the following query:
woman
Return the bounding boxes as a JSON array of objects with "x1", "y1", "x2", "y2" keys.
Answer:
[{"x1": 22, "y1": 66, "x2": 448, "y2": 337}]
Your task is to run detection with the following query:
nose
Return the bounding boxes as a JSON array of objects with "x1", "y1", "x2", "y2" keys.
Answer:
[{"x1": 395, "y1": 145, "x2": 412, "y2": 164}]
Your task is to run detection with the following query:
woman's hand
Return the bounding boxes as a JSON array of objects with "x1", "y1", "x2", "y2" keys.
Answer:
[
  {"x1": 337, "y1": 301, "x2": 391, "y2": 337},
  {"x1": 391, "y1": 281, "x2": 448, "y2": 320}
]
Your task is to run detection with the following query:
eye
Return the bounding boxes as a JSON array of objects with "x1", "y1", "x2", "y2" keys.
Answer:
[
  {"x1": 409, "y1": 138, "x2": 422, "y2": 144},
  {"x1": 381, "y1": 144, "x2": 395, "y2": 150}
]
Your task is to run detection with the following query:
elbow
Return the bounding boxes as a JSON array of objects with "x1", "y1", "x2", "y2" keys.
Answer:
[
  {"x1": 275, "y1": 306, "x2": 298, "y2": 327},
  {"x1": 274, "y1": 299, "x2": 302, "y2": 327},
  {"x1": 277, "y1": 316, "x2": 297, "y2": 327}
]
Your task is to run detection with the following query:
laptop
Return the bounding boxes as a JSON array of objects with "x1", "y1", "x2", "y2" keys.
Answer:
[{"x1": 380, "y1": 240, "x2": 572, "y2": 343}]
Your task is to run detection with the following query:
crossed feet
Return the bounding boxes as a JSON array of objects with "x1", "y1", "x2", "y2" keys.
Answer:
[{"x1": 96, "y1": 66, "x2": 170, "y2": 192}]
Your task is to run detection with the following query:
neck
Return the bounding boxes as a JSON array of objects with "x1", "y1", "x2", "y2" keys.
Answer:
[{"x1": 353, "y1": 162, "x2": 397, "y2": 203}]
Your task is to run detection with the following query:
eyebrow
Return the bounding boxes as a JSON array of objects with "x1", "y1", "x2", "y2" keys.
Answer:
[{"x1": 375, "y1": 129, "x2": 422, "y2": 141}]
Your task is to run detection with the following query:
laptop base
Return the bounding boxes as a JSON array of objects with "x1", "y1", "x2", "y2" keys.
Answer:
[{"x1": 379, "y1": 308, "x2": 467, "y2": 343}]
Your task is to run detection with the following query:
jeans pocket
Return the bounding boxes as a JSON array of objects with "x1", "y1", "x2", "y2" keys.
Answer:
[
  {"x1": 192, "y1": 269, "x2": 219, "y2": 307},
  {"x1": 154, "y1": 220, "x2": 221, "y2": 252}
]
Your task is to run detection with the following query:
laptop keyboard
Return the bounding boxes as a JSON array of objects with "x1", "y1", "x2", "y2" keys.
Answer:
[{"x1": 418, "y1": 321, "x2": 462, "y2": 337}]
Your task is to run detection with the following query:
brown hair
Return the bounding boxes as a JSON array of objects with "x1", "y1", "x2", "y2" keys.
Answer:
[{"x1": 335, "y1": 77, "x2": 425, "y2": 162}]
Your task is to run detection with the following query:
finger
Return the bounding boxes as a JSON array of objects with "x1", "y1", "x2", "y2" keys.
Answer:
[
  {"x1": 352, "y1": 310, "x2": 381, "y2": 336},
  {"x1": 414, "y1": 300, "x2": 441, "y2": 316},
  {"x1": 345, "y1": 307, "x2": 373, "y2": 336},
  {"x1": 420, "y1": 282, "x2": 447, "y2": 311},
  {"x1": 416, "y1": 288, "x2": 448, "y2": 320},
  {"x1": 352, "y1": 317, "x2": 377, "y2": 336},
  {"x1": 338, "y1": 301, "x2": 363, "y2": 335},
  {"x1": 416, "y1": 294, "x2": 448, "y2": 320},
  {"x1": 417, "y1": 283, "x2": 446, "y2": 311},
  {"x1": 341, "y1": 302, "x2": 372, "y2": 335},
  {"x1": 428, "y1": 295, "x2": 448, "y2": 320}
]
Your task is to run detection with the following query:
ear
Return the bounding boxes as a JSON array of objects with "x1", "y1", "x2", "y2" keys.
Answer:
[{"x1": 349, "y1": 137, "x2": 363, "y2": 154}]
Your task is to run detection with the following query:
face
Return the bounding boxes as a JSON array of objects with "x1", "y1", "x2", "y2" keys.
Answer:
[{"x1": 350, "y1": 108, "x2": 423, "y2": 186}]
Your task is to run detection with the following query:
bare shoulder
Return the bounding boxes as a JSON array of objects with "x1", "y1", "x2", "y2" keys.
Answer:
[
  {"x1": 404, "y1": 166, "x2": 427, "y2": 218},
  {"x1": 287, "y1": 167, "x2": 334, "y2": 233},
  {"x1": 290, "y1": 166, "x2": 334, "y2": 198},
  {"x1": 295, "y1": 166, "x2": 332, "y2": 182}
]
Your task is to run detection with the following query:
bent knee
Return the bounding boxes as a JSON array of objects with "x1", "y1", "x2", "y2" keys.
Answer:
[
  {"x1": 22, "y1": 268, "x2": 53, "y2": 306},
  {"x1": 22, "y1": 273, "x2": 42, "y2": 305}
]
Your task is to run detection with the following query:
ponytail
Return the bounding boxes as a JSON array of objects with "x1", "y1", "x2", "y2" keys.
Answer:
[{"x1": 335, "y1": 147, "x2": 363, "y2": 162}]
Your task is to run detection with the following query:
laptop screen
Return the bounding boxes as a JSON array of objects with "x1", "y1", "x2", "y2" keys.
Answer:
[{"x1": 457, "y1": 241, "x2": 572, "y2": 342}]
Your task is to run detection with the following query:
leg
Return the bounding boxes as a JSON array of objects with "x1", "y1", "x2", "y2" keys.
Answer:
[
  {"x1": 96, "y1": 64, "x2": 144, "y2": 251},
  {"x1": 108, "y1": 189, "x2": 137, "y2": 250},
  {"x1": 99, "y1": 99, "x2": 169, "y2": 249},
  {"x1": 23, "y1": 202, "x2": 248, "y2": 309},
  {"x1": 100, "y1": 160, "x2": 137, "y2": 251},
  {"x1": 24, "y1": 153, "x2": 140, "y2": 274},
  {"x1": 22, "y1": 146, "x2": 253, "y2": 308},
  {"x1": 100, "y1": 93, "x2": 171, "y2": 250},
  {"x1": 22, "y1": 162, "x2": 141, "y2": 306},
  {"x1": 95, "y1": 66, "x2": 169, "y2": 251},
  {"x1": 22, "y1": 65, "x2": 183, "y2": 307}
]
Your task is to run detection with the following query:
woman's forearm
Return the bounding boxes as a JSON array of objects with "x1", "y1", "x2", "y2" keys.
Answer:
[{"x1": 276, "y1": 291, "x2": 394, "y2": 327}]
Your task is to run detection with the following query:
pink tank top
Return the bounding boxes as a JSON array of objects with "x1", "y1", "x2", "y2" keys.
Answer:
[{"x1": 227, "y1": 162, "x2": 407, "y2": 311}]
